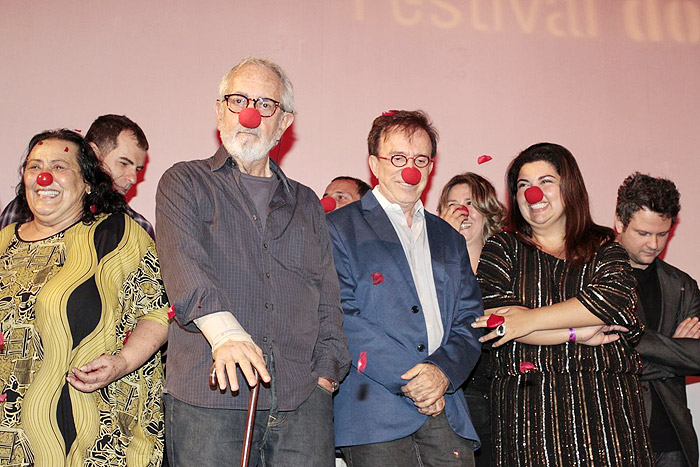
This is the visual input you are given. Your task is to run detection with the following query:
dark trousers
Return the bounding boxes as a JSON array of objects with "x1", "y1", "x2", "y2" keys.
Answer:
[
  {"x1": 464, "y1": 390, "x2": 491, "y2": 467},
  {"x1": 164, "y1": 384, "x2": 334, "y2": 467},
  {"x1": 340, "y1": 412, "x2": 476, "y2": 467}
]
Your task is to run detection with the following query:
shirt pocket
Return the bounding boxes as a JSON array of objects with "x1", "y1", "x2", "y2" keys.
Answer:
[{"x1": 280, "y1": 227, "x2": 324, "y2": 281}]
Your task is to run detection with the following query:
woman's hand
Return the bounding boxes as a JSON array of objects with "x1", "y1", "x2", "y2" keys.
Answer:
[
  {"x1": 576, "y1": 324, "x2": 629, "y2": 346},
  {"x1": 439, "y1": 204, "x2": 469, "y2": 234},
  {"x1": 472, "y1": 306, "x2": 537, "y2": 347},
  {"x1": 67, "y1": 354, "x2": 129, "y2": 393},
  {"x1": 67, "y1": 320, "x2": 167, "y2": 393}
]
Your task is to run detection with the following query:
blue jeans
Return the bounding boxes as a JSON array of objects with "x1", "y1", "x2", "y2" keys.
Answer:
[
  {"x1": 340, "y1": 412, "x2": 476, "y2": 467},
  {"x1": 165, "y1": 384, "x2": 335, "y2": 466}
]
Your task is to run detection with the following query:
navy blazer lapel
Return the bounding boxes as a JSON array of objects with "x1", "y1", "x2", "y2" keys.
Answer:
[
  {"x1": 361, "y1": 193, "x2": 419, "y2": 300},
  {"x1": 426, "y1": 215, "x2": 447, "y2": 328}
]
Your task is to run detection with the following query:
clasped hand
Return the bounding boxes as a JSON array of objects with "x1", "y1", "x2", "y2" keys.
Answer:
[{"x1": 400, "y1": 363, "x2": 449, "y2": 417}]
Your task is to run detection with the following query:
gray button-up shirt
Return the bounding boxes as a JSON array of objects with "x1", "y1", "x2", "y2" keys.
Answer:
[{"x1": 156, "y1": 146, "x2": 350, "y2": 411}]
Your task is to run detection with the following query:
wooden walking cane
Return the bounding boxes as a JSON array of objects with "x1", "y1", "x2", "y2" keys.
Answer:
[
  {"x1": 241, "y1": 368, "x2": 260, "y2": 467},
  {"x1": 208, "y1": 366, "x2": 261, "y2": 467}
]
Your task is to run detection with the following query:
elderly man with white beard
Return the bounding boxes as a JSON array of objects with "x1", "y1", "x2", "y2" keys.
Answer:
[{"x1": 155, "y1": 57, "x2": 350, "y2": 466}]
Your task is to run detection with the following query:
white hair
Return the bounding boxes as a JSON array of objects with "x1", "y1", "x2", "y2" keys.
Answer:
[{"x1": 218, "y1": 57, "x2": 295, "y2": 114}]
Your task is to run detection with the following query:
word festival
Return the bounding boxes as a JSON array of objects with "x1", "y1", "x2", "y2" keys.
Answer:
[{"x1": 353, "y1": 0, "x2": 700, "y2": 44}]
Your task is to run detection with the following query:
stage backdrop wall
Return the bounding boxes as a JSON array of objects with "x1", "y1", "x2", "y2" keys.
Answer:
[{"x1": 2, "y1": 0, "x2": 700, "y2": 441}]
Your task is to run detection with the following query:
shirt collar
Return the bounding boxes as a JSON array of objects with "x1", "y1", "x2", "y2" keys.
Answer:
[
  {"x1": 372, "y1": 186, "x2": 424, "y2": 218},
  {"x1": 208, "y1": 145, "x2": 292, "y2": 193}
]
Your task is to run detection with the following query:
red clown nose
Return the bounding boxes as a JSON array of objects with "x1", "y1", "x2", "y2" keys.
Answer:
[
  {"x1": 457, "y1": 205, "x2": 470, "y2": 217},
  {"x1": 36, "y1": 172, "x2": 53, "y2": 187},
  {"x1": 320, "y1": 197, "x2": 336, "y2": 213},
  {"x1": 524, "y1": 186, "x2": 544, "y2": 204},
  {"x1": 401, "y1": 167, "x2": 421, "y2": 185},
  {"x1": 239, "y1": 107, "x2": 262, "y2": 128}
]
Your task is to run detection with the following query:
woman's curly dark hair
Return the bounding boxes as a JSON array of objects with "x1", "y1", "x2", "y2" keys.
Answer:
[{"x1": 15, "y1": 129, "x2": 128, "y2": 223}]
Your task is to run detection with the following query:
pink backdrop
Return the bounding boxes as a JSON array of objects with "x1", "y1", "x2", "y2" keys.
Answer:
[{"x1": 2, "y1": 0, "x2": 700, "y2": 432}]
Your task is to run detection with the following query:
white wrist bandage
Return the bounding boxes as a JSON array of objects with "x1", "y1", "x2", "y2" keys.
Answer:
[{"x1": 194, "y1": 311, "x2": 254, "y2": 352}]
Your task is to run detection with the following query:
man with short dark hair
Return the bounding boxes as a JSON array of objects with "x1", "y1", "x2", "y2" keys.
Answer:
[
  {"x1": 327, "y1": 110, "x2": 482, "y2": 466},
  {"x1": 0, "y1": 114, "x2": 154, "y2": 238},
  {"x1": 323, "y1": 176, "x2": 371, "y2": 212},
  {"x1": 615, "y1": 172, "x2": 700, "y2": 467},
  {"x1": 156, "y1": 57, "x2": 349, "y2": 466}
]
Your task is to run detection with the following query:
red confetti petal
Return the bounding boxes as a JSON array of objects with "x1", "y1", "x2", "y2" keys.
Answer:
[
  {"x1": 401, "y1": 167, "x2": 421, "y2": 185},
  {"x1": 371, "y1": 272, "x2": 384, "y2": 285},
  {"x1": 486, "y1": 314, "x2": 505, "y2": 328},
  {"x1": 320, "y1": 197, "x2": 336, "y2": 213},
  {"x1": 524, "y1": 186, "x2": 544, "y2": 204},
  {"x1": 168, "y1": 305, "x2": 176, "y2": 320},
  {"x1": 519, "y1": 361, "x2": 536, "y2": 373},
  {"x1": 477, "y1": 155, "x2": 492, "y2": 165},
  {"x1": 239, "y1": 107, "x2": 262, "y2": 128},
  {"x1": 357, "y1": 351, "x2": 367, "y2": 374},
  {"x1": 0, "y1": 331, "x2": 4, "y2": 351},
  {"x1": 64, "y1": 147, "x2": 70, "y2": 152},
  {"x1": 123, "y1": 330, "x2": 131, "y2": 345},
  {"x1": 382, "y1": 110, "x2": 397, "y2": 116},
  {"x1": 74, "y1": 128, "x2": 82, "y2": 133},
  {"x1": 453, "y1": 450, "x2": 461, "y2": 458},
  {"x1": 89, "y1": 205, "x2": 97, "y2": 214},
  {"x1": 36, "y1": 172, "x2": 53, "y2": 187},
  {"x1": 0, "y1": 393, "x2": 6, "y2": 403}
]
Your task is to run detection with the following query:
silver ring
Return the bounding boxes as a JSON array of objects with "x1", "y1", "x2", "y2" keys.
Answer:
[{"x1": 496, "y1": 324, "x2": 506, "y2": 337}]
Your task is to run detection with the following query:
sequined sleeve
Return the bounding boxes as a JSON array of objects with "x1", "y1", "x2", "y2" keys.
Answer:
[
  {"x1": 576, "y1": 241, "x2": 643, "y2": 342},
  {"x1": 477, "y1": 232, "x2": 523, "y2": 309}
]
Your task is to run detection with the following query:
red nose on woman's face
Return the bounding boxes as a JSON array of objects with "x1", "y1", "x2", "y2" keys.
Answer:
[
  {"x1": 36, "y1": 172, "x2": 53, "y2": 187},
  {"x1": 524, "y1": 186, "x2": 544, "y2": 204}
]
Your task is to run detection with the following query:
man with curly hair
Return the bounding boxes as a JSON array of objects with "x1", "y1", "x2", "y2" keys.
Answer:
[{"x1": 615, "y1": 172, "x2": 700, "y2": 467}]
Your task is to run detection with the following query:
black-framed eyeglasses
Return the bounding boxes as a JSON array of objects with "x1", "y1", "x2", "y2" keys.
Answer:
[
  {"x1": 220, "y1": 94, "x2": 286, "y2": 117},
  {"x1": 376, "y1": 154, "x2": 432, "y2": 168}
]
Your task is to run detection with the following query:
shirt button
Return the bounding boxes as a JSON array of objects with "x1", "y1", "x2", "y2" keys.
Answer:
[
  {"x1": 417, "y1": 344, "x2": 425, "y2": 352},
  {"x1": 253, "y1": 214, "x2": 258, "y2": 221},
  {"x1": 264, "y1": 303, "x2": 270, "y2": 309},
  {"x1": 411, "y1": 305, "x2": 419, "y2": 313},
  {"x1": 262, "y1": 337, "x2": 268, "y2": 342},
  {"x1": 265, "y1": 272, "x2": 271, "y2": 278},
  {"x1": 263, "y1": 243, "x2": 268, "y2": 249}
]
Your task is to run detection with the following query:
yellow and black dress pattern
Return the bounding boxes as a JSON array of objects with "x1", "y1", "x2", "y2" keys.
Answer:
[{"x1": 0, "y1": 213, "x2": 169, "y2": 467}]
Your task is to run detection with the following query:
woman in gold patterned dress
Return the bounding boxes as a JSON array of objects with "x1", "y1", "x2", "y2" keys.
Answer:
[
  {"x1": 0, "y1": 129, "x2": 169, "y2": 466},
  {"x1": 473, "y1": 143, "x2": 652, "y2": 466}
]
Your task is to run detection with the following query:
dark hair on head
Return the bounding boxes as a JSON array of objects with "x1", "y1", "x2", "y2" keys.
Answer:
[
  {"x1": 616, "y1": 172, "x2": 680, "y2": 227},
  {"x1": 86, "y1": 114, "x2": 148, "y2": 155},
  {"x1": 330, "y1": 176, "x2": 371, "y2": 197},
  {"x1": 437, "y1": 172, "x2": 506, "y2": 240},
  {"x1": 15, "y1": 129, "x2": 128, "y2": 223},
  {"x1": 506, "y1": 142, "x2": 614, "y2": 264},
  {"x1": 367, "y1": 110, "x2": 438, "y2": 158}
]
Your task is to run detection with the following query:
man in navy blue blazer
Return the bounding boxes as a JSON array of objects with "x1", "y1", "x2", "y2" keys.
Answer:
[{"x1": 327, "y1": 110, "x2": 483, "y2": 467}]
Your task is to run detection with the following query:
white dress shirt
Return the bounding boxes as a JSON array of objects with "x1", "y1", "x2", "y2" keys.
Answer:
[{"x1": 373, "y1": 187, "x2": 444, "y2": 354}]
